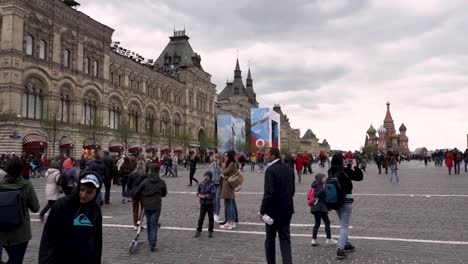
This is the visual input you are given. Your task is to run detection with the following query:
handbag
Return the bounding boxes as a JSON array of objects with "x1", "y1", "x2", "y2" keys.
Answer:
[{"x1": 228, "y1": 172, "x2": 244, "y2": 189}]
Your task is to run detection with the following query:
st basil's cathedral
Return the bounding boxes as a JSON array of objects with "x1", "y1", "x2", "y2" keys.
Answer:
[{"x1": 365, "y1": 102, "x2": 409, "y2": 152}]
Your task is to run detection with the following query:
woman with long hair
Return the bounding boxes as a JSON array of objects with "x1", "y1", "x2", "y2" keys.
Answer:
[
  {"x1": 127, "y1": 160, "x2": 147, "y2": 229},
  {"x1": 39, "y1": 161, "x2": 63, "y2": 222},
  {"x1": 328, "y1": 152, "x2": 363, "y2": 259},
  {"x1": 220, "y1": 150, "x2": 238, "y2": 230}
]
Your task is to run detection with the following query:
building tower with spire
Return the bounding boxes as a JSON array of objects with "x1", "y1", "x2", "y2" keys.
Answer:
[
  {"x1": 216, "y1": 58, "x2": 259, "y2": 148},
  {"x1": 365, "y1": 102, "x2": 409, "y2": 152}
]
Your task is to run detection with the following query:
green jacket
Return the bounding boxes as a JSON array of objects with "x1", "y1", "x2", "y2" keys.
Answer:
[{"x1": 0, "y1": 176, "x2": 40, "y2": 246}]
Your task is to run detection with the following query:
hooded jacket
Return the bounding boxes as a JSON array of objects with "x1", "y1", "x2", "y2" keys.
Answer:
[
  {"x1": 135, "y1": 172, "x2": 167, "y2": 210},
  {"x1": 39, "y1": 172, "x2": 103, "y2": 264},
  {"x1": 310, "y1": 176, "x2": 327, "y2": 213},
  {"x1": 44, "y1": 168, "x2": 63, "y2": 201},
  {"x1": 0, "y1": 175, "x2": 40, "y2": 246},
  {"x1": 90, "y1": 158, "x2": 107, "y2": 182}
]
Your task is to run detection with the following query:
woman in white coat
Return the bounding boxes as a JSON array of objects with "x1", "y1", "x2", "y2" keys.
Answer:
[{"x1": 39, "y1": 160, "x2": 63, "y2": 222}]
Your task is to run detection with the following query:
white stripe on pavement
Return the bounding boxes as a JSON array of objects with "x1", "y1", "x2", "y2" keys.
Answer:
[
  {"x1": 238, "y1": 221, "x2": 348, "y2": 228},
  {"x1": 33, "y1": 189, "x2": 468, "y2": 197},
  {"x1": 30, "y1": 220, "x2": 468, "y2": 245}
]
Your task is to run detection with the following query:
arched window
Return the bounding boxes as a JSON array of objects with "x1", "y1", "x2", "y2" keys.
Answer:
[
  {"x1": 63, "y1": 49, "x2": 71, "y2": 68},
  {"x1": 59, "y1": 93, "x2": 70, "y2": 123},
  {"x1": 174, "y1": 115, "x2": 181, "y2": 137},
  {"x1": 160, "y1": 111, "x2": 169, "y2": 136},
  {"x1": 82, "y1": 92, "x2": 98, "y2": 125},
  {"x1": 92, "y1": 60, "x2": 99, "y2": 77},
  {"x1": 22, "y1": 77, "x2": 43, "y2": 119},
  {"x1": 83, "y1": 57, "x2": 90, "y2": 75},
  {"x1": 128, "y1": 104, "x2": 140, "y2": 132},
  {"x1": 39, "y1": 40, "x2": 46, "y2": 60},
  {"x1": 26, "y1": 35, "x2": 34, "y2": 55},
  {"x1": 108, "y1": 98, "x2": 121, "y2": 130},
  {"x1": 145, "y1": 110, "x2": 155, "y2": 132}
]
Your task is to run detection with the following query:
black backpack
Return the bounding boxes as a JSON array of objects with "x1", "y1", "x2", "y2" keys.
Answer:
[{"x1": 0, "y1": 188, "x2": 25, "y2": 231}]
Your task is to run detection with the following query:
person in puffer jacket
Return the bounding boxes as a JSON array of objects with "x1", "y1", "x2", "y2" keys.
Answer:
[
  {"x1": 39, "y1": 161, "x2": 64, "y2": 222},
  {"x1": 39, "y1": 171, "x2": 103, "y2": 264},
  {"x1": 310, "y1": 173, "x2": 337, "y2": 246}
]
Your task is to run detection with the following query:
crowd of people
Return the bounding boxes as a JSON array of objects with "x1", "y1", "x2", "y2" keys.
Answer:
[{"x1": 3, "y1": 145, "x2": 466, "y2": 263}]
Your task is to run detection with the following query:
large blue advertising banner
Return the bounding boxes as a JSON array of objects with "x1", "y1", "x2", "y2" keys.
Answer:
[
  {"x1": 217, "y1": 115, "x2": 236, "y2": 155},
  {"x1": 235, "y1": 118, "x2": 246, "y2": 153},
  {"x1": 250, "y1": 108, "x2": 281, "y2": 152}
]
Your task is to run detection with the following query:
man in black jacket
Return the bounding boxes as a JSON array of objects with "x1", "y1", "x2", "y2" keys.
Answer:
[
  {"x1": 136, "y1": 164, "x2": 167, "y2": 252},
  {"x1": 283, "y1": 152, "x2": 295, "y2": 170},
  {"x1": 101, "y1": 151, "x2": 115, "y2": 204},
  {"x1": 260, "y1": 147, "x2": 295, "y2": 264},
  {"x1": 90, "y1": 155, "x2": 108, "y2": 206}
]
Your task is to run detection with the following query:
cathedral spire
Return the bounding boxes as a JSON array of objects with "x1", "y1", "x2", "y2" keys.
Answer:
[
  {"x1": 234, "y1": 58, "x2": 242, "y2": 79},
  {"x1": 246, "y1": 67, "x2": 253, "y2": 87}
]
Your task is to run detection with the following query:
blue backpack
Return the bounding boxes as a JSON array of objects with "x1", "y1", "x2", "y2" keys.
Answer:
[{"x1": 325, "y1": 170, "x2": 346, "y2": 210}]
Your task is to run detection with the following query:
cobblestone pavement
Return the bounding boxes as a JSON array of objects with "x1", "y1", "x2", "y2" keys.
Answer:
[{"x1": 11, "y1": 161, "x2": 468, "y2": 263}]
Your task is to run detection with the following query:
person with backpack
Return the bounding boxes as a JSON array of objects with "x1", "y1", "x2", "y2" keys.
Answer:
[
  {"x1": 309, "y1": 173, "x2": 337, "y2": 246},
  {"x1": 0, "y1": 157, "x2": 40, "y2": 263},
  {"x1": 39, "y1": 161, "x2": 63, "y2": 222},
  {"x1": 126, "y1": 160, "x2": 147, "y2": 230},
  {"x1": 39, "y1": 171, "x2": 103, "y2": 264},
  {"x1": 328, "y1": 152, "x2": 363, "y2": 260}
]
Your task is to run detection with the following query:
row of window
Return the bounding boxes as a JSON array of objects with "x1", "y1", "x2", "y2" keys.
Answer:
[
  {"x1": 21, "y1": 92, "x2": 182, "y2": 135},
  {"x1": 26, "y1": 35, "x2": 99, "y2": 77}
]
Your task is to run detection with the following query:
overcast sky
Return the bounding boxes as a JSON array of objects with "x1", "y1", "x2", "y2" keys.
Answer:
[{"x1": 79, "y1": 0, "x2": 468, "y2": 151}]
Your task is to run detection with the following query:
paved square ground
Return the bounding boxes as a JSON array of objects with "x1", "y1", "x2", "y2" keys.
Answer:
[{"x1": 10, "y1": 160, "x2": 468, "y2": 263}]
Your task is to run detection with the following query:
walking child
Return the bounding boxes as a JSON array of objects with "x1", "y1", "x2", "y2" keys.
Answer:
[
  {"x1": 194, "y1": 171, "x2": 216, "y2": 238},
  {"x1": 310, "y1": 173, "x2": 337, "y2": 246}
]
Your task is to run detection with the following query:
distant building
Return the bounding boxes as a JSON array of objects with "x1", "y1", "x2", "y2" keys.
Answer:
[
  {"x1": 272, "y1": 104, "x2": 300, "y2": 153},
  {"x1": 365, "y1": 102, "x2": 409, "y2": 152},
  {"x1": 300, "y1": 129, "x2": 330, "y2": 155}
]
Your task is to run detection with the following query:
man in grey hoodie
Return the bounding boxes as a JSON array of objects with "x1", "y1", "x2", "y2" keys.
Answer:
[{"x1": 135, "y1": 164, "x2": 167, "y2": 252}]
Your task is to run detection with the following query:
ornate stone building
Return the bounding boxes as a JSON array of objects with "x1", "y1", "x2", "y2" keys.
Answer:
[
  {"x1": 300, "y1": 129, "x2": 331, "y2": 155},
  {"x1": 272, "y1": 104, "x2": 300, "y2": 153},
  {"x1": 216, "y1": 58, "x2": 258, "y2": 148},
  {"x1": 0, "y1": 0, "x2": 216, "y2": 158},
  {"x1": 365, "y1": 102, "x2": 409, "y2": 152}
]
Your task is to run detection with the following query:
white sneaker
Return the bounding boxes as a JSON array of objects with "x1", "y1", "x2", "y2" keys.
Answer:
[
  {"x1": 326, "y1": 238, "x2": 337, "y2": 244},
  {"x1": 134, "y1": 225, "x2": 138, "y2": 231},
  {"x1": 231, "y1": 222, "x2": 236, "y2": 229},
  {"x1": 311, "y1": 239, "x2": 318, "y2": 246},
  {"x1": 220, "y1": 223, "x2": 232, "y2": 230},
  {"x1": 214, "y1": 214, "x2": 219, "y2": 222}
]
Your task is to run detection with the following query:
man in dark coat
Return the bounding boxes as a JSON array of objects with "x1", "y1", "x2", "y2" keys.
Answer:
[
  {"x1": 260, "y1": 147, "x2": 295, "y2": 264},
  {"x1": 101, "y1": 151, "x2": 115, "y2": 204},
  {"x1": 89, "y1": 155, "x2": 107, "y2": 206},
  {"x1": 283, "y1": 152, "x2": 295, "y2": 170}
]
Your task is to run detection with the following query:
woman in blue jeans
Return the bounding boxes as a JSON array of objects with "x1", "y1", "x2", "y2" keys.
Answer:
[
  {"x1": 208, "y1": 154, "x2": 223, "y2": 222},
  {"x1": 328, "y1": 153, "x2": 363, "y2": 260},
  {"x1": 220, "y1": 150, "x2": 239, "y2": 230}
]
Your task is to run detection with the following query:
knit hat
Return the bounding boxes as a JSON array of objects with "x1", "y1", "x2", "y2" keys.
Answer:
[
  {"x1": 204, "y1": 171, "x2": 213, "y2": 179},
  {"x1": 63, "y1": 158, "x2": 74, "y2": 169}
]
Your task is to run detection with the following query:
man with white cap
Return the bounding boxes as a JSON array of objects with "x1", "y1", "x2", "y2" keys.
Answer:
[{"x1": 39, "y1": 171, "x2": 103, "y2": 264}]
